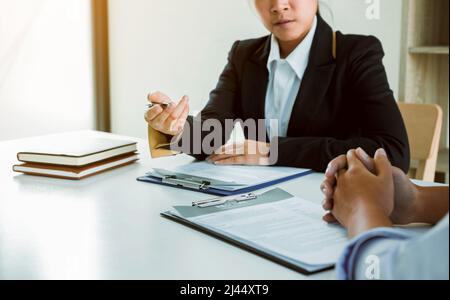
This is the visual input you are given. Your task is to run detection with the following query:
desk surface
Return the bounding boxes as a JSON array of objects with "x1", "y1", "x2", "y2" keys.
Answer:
[{"x1": 0, "y1": 131, "x2": 431, "y2": 280}]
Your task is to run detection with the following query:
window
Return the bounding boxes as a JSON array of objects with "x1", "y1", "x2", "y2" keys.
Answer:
[{"x1": 0, "y1": 0, "x2": 95, "y2": 141}]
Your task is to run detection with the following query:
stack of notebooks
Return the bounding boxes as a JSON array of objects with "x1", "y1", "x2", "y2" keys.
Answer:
[{"x1": 13, "y1": 134, "x2": 139, "y2": 180}]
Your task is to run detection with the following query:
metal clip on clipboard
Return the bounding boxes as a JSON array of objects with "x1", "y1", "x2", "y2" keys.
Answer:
[
  {"x1": 151, "y1": 168, "x2": 246, "y2": 192},
  {"x1": 162, "y1": 175, "x2": 211, "y2": 190},
  {"x1": 192, "y1": 193, "x2": 258, "y2": 208}
]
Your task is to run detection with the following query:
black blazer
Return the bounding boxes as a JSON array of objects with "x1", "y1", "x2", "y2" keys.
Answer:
[{"x1": 177, "y1": 15, "x2": 410, "y2": 173}]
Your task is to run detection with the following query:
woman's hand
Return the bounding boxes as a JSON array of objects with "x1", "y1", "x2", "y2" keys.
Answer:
[
  {"x1": 327, "y1": 149, "x2": 394, "y2": 238},
  {"x1": 206, "y1": 140, "x2": 271, "y2": 166},
  {"x1": 144, "y1": 91, "x2": 190, "y2": 136},
  {"x1": 321, "y1": 147, "x2": 419, "y2": 225}
]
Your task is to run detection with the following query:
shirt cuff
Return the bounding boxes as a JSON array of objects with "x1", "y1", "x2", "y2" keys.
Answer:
[{"x1": 336, "y1": 227, "x2": 415, "y2": 280}]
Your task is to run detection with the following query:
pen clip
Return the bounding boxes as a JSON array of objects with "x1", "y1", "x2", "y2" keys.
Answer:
[
  {"x1": 150, "y1": 169, "x2": 245, "y2": 188},
  {"x1": 192, "y1": 193, "x2": 258, "y2": 208},
  {"x1": 145, "y1": 102, "x2": 171, "y2": 110},
  {"x1": 162, "y1": 175, "x2": 211, "y2": 190}
]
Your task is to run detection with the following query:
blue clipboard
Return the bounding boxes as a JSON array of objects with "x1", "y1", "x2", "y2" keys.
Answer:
[{"x1": 137, "y1": 169, "x2": 314, "y2": 196}]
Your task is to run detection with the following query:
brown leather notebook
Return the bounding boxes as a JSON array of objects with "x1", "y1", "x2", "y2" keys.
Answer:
[{"x1": 13, "y1": 152, "x2": 139, "y2": 180}]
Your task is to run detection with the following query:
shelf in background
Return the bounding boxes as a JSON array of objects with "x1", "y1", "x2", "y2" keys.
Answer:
[
  {"x1": 437, "y1": 148, "x2": 449, "y2": 174},
  {"x1": 436, "y1": 148, "x2": 449, "y2": 184},
  {"x1": 409, "y1": 46, "x2": 449, "y2": 55}
]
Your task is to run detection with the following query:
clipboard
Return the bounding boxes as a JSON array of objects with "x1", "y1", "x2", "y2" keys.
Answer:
[
  {"x1": 137, "y1": 167, "x2": 314, "y2": 196},
  {"x1": 161, "y1": 188, "x2": 344, "y2": 275}
]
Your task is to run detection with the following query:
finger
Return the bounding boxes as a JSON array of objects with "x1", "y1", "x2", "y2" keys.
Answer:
[
  {"x1": 322, "y1": 198, "x2": 333, "y2": 211},
  {"x1": 392, "y1": 166, "x2": 406, "y2": 180},
  {"x1": 325, "y1": 155, "x2": 347, "y2": 180},
  {"x1": 215, "y1": 143, "x2": 239, "y2": 155},
  {"x1": 148, "y1": 91, "x2": 172, "y2": 104},
  {"x1": 208, "y1": 153, "x2": 240, "y2": 162},
  {"x1": 322, "y1": 213, "x2": 338, "y2": 224},
  {"x1": 320, "y1": 181, "x2": 334, "y2": 199},
  {"x1": 337, "y1": 168, "x2": 346, "y2": 179},
  {"x1": 174, "y1": 104, "x2": 190, "y2": 132},
  {"x1": 346, "y1": 149, "x2": 365, "y2": 170},
  {"x1": 214, "y1": 143, "x2": 244, "y2": 156},
  {"x1": 145, "y1": 106, "x2": 163, "y2": 122},
  {"x1": 257, "y1": 156, "x2": 271, "y2": 166},
  {"x1": 170, "y1": 96, "x2": 189, "y2": 120},
  {"x1": 214, "y1": 155, "x2": 246, "y2": 165},
  {"x1": 153, "y1": 102, "x2": 177, "y2": 127},
  {"x1": 244, "y1": 140, "x2": 267, "y2": 156},
  {"x1": 355, "y1": 147, "x2": 375, "y2": 173},
  {"x1": 213, "y1": 144, "x2": 231, "y2": 155},
  {"x1": 374, "y1": 148, "x2": 392, "y2": 179},
  {"x1": 163, "y1": 98, "x2": 188, "y2": 132},
  {"x1": 256, "y1": 141, "x2": 270, "y2": 156},
  {"x1": 179, "y1": 103, "x2": 189, "y2": 122},
  {"x1": 209, "y1": 141, "x2": 251, "y2": 162}
]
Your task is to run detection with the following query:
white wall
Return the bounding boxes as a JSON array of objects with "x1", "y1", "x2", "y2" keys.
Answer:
[
  {"x1": 108, "y1": 0, "x2": 266, "y2": 139},
  {"x1": 321, "y1": 0, "x2": 403, "y2": 100},
  {"x1": 0, "y1": 0, "x2": 95, "y2": 141},
  {"x1": 109, "y1": 0, "x2": 403, "y2": 139}
]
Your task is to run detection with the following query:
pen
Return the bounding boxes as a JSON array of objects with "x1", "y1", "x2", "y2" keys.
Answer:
[
  {"x1": 145, "y1": 102, "x2": 171, "y2": 110},
  {"x1": 192, "y1": 193, "x2": 257, "y2": 208}
]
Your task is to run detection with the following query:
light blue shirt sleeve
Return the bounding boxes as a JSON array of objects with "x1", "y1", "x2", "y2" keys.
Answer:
[{"x1": 336, "y1": 214, "x2": 449, "y2": 280}]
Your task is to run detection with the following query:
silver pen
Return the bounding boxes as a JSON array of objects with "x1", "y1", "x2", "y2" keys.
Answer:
[
  {"x1": 145, "y1": 102, "x2": 171, "y2": 110},
  {"x1": 192, "y1": 193, "x2": 258, "y2": 208}
]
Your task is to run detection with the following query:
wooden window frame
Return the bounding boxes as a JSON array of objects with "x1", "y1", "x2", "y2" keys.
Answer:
[{"x1": 92, "y1": 0, "x2": 111, "y2": 132}]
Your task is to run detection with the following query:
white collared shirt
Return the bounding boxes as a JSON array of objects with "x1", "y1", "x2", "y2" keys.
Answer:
[{"x1": 265, "y1": 16, "x2": 317, "y2": 139}]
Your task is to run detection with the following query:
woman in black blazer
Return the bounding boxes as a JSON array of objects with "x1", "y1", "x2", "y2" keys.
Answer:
[{"x1": 145, "y1": 0, "x2": 410, "y2": 173}]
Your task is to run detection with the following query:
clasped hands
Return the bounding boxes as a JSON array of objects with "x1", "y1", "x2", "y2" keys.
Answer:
[{"x1": 321, "y1": 147, "x2": 419, "y2": 237}]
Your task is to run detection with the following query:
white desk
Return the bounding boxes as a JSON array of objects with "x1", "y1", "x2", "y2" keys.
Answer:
[{"x1": 0, "y1": 131, "x2": 346, "y2": 279}]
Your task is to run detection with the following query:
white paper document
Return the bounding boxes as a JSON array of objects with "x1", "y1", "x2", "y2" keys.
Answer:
[{"x1": 189, "y1": 196, "x2": 348, "y2": 267}]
